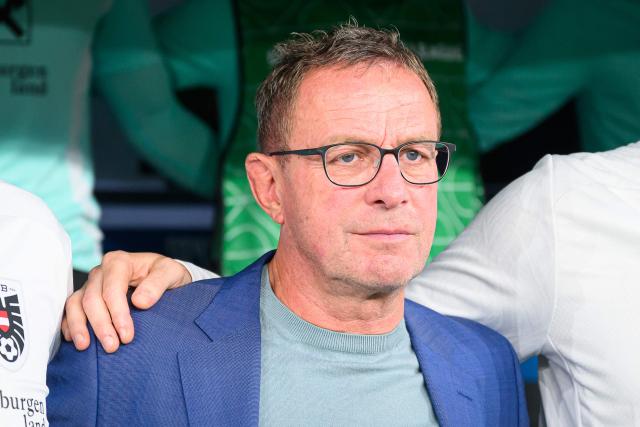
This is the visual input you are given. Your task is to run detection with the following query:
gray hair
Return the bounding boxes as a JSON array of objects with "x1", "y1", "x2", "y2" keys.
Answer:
[{"x1": 255, "y1": 21, "x2": 441, "y2": 153}]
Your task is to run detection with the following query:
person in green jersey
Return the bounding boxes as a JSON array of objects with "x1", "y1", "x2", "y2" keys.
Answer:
[{"x1": 0, "y1": 0, "x2": 236, "y2": 281}]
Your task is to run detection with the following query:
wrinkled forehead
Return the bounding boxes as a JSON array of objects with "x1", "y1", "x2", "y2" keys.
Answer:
[{"x1": 289, "y1": 63, "x2": 439, "y2": 149}]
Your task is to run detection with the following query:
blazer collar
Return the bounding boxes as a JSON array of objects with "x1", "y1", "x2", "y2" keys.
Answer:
[
  {"x1": 405, "y1": 300, "x2": 480, "y2": 427},
  {"x1": 194, "y1": 251, "x2": 273, "y2": 341},
  {"x1": 178, "y1": 252, "x2": 478, "y2": 426},
  {"x1": 178, "y1": 252, "x2": 274, "y2": 427}
]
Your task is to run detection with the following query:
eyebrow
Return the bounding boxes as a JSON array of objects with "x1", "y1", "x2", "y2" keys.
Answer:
[{"x1": 328, "y1": 135, "x2": 440, "y2": 145}]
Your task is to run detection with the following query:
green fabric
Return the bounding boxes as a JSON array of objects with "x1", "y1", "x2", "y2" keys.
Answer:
[
  {"x1": 259, "y1": 267, "x2": 439, "y2": 426},
  {"x1": 152, "y1": 0, "x2": 240, "y2": 175},
  {"x1": 0, "y1": 0, "x2": 224, "y2": 271},
  {"x1": 222, "y1": 1, "x2": 483, "y2": 274},
  {"x1": 467, "y1": 0, "x2": 640, "y2": 153},
  {"x1": 0, "y1": 0, "x2": 109, "y2": 271},
  {"x1": 94, "y1": 0, "x2": 225, "y2": 198}
]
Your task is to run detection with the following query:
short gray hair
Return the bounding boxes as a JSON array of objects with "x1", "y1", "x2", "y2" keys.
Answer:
[{"x1": 255, "y1": 21, "x2": 440, "y2": 153}]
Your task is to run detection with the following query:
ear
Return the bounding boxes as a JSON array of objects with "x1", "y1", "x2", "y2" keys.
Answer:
[{"x1": 245, "y1": 153, "x2": 285, "y2": 224}]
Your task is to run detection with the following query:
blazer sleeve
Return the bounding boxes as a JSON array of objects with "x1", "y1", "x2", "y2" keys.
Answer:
[
  {"x1": 47, "y1": 331, "x2": 99, "y2": 426},
  {"x1": 454, "y1": 316, "x2": 530, "y2": 426},
  {"x1": 509, "y1": 344, "x2": 530, "y2": 427},
  {"x1": 487, "y1": 329, "x2": 529, "y2": 426}
]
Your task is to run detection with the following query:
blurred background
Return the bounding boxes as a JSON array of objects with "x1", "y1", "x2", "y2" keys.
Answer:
[{"x1": 2, "y1": 0, "x2": 639, "y2": 423}]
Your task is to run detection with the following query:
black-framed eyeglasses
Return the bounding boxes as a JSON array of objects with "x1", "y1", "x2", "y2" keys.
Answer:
[{"x1": 269, "y1": 141, "x2": 456, "y2": 187}]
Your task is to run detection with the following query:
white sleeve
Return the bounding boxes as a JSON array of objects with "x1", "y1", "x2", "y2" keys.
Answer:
[
  {"x1": 175, "y1": 260, "x2": 219, "y2": 282},
  {"x1": 0, "y1": 182, "x2": 72, "y2": 426},
  {"x1": 406, "y1": 156, "x2": 557, "y2": 360}
]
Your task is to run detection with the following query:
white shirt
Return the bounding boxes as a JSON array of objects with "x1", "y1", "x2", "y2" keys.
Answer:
[
  {"x1": 407, "y1": 142, "x2": 640, "y2": 426},
  {"x1": 184, "y1": 142, "x2": 640, "y2": 426},
  {"x1": 0, "y1": 182, "x2": 72, "y2": 426}
]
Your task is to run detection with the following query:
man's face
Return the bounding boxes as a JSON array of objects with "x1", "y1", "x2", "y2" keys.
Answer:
[{"x1": 276, "y1": 62, "x2": 439, "y2": 292}]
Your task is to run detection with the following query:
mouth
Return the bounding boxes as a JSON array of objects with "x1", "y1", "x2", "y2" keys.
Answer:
[{"x1": 352, "y1": 230, "x2": 415, "y2": 242}]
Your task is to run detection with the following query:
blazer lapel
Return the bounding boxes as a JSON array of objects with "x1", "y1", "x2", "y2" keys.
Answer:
[
  {"x1": 405, "y1": 301, "x2": 480, "y2": 427},
  {"x1": 177, "y1": 254, "x2": 479, "y2": 426},
  {"x1": 178, "y1": 253, "x2": 274, "y2": 427}
]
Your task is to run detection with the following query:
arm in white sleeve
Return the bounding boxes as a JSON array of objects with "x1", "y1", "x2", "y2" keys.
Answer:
[
  {"x1": 406, "y1": 156, "x2": 557, "y2": 360},
  {"x1": 176, "y1": 260, "x2": 219, "y2": 283},
  {"x1": 0, "y1": 182, "x2": 72, "y2": 425}
]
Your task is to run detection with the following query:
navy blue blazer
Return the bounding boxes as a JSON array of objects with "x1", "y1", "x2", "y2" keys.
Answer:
[{"x1": 47, "y1": 252, "x2": 528, "y2": 426}]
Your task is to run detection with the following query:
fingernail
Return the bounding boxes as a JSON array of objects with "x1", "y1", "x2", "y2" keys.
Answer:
[
  {"x1": 73, "y1": 334, "x2": 85, "y2": 347},
  {"x1": 118, "y1": 327, "x2": 129, "y2": 341},
  {"x1": 135, "y1": 291, "x2": 151, "y2": 306},
  {"x1": 103, "y1": 335, "x2": 116, "y2": 350}
]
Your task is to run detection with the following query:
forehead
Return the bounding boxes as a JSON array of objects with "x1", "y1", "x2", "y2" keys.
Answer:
[{"x1": 289, "y1": 62, "x2": 439, "y2": 148}]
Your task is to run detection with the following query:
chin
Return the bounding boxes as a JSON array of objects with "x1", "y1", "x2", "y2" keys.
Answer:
[
  {"x1": 373, "y1": 247, "x2": 426, "y2": 266},
  {"x1": 360, "y1": 255, "x2": 423, "y2": 288},
  {"x1": 328, "y1": 257, "x2": 421, "y2": 297},
  {"x1": 329, "y1": 241, "x2": 429, "y2": 290}
]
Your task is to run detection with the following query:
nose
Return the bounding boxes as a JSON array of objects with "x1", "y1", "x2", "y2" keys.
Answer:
[{"x1": 363, "y1": 153, "x2": 408, "y2": 209}]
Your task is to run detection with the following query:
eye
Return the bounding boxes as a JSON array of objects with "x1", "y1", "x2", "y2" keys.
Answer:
[
  {"x1": 404, "y1": 150, "x2": 422, "y2": 161},
  {"x1": 400, "y1": 144, "x2": 436, "y2": 163},
  {"x1": 337, "y1": 152, "x2": 357, "y2": 163},
  {"x1": 326, "y1": 145, "x2": 371, "y2": 165}
]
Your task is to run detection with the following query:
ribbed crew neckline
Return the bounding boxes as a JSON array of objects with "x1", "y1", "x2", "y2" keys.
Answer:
[{"x1": 260, "y1": 266, "x2": 407, "y2": 355}]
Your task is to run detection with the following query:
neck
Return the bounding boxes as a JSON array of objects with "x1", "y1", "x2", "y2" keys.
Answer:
[{"x1": 268, "y1": 250, "x2": 405, "y2": 335}]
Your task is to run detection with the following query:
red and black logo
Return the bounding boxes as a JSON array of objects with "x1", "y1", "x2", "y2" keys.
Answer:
[{"x1": 0, "y1": 292, "x2": 24, "y2": 364}]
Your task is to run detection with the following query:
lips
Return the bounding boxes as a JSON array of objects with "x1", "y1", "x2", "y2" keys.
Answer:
[
  {"x1": 358, "y1": 229, "x2": 413, "y2": 235},
  {"x1": 352, "y1": 229, "x2": 415, "y2": 242}
]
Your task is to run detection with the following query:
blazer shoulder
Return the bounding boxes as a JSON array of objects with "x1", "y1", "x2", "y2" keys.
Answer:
[
  {"x1": 405, "y1": 299, "x2": 518, "y2": 366},
  {"x1": 132, "y1": 277, "x2": 226, "y2": 321},
  {"x1": 448, "y1": 315, "x2": 515, "y2": 353},
  {"x1": 85, "y1": 277, "x2": 231, "y2": 360},
  {"x1": 405, "y1": 300, "x2": 528, "y2": 425}
]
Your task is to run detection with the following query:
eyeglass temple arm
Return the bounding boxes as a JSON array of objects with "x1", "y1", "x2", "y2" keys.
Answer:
[{"x1": 269, "y1": 148, "x2": 324, "y2": 156}]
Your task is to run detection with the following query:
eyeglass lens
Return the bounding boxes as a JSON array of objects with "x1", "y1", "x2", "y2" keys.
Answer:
[{"x1": 324, "y1": 142, "x2": 449, "y2": 186}]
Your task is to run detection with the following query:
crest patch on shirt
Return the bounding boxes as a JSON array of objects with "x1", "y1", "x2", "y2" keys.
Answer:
[{"x1": 0, "y1": 279, "x2": 26, "y2": 369}]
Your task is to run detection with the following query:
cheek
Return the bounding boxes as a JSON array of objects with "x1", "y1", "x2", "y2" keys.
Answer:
[
  {"x1": 304, "y1": 189, "x2": 349, "y2": 236},
  {"x1": 425, "y1": 189, "x2": 438, "y2": 228},
  {"x1": 280, "y1": 171, "x2": 346, "y2": 249},
  {"x1": 414, "y1": 187, "x2": 438, "y2": 243}
]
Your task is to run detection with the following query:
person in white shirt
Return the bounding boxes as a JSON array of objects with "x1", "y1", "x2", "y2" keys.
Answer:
[
  {"x1": 410, "y1": 141, "x2": 640, "y2": 425},
  {"x1": 0, "y1": 182, "x2": 72, "y2": 426},
  {"x1": 62, "y1": 141, "x2": 640, "y2": 426}
]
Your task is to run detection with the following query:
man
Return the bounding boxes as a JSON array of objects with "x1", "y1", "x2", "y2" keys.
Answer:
[
  {"x1": 68, "y1": 142, "x2": 640, "y2": 425},
  {"x1": 47, "y1": 24, "x2": 527, "y2": 426},
  {"x1": 1, "y1": 0, "x2": 229, "y2": 283},
  {"x1": 0, "y1": 181, "x2": 71, "y2": 425},
  {"x1": 466, "y1": 0, "x2": 640, "y2": 154},
  {"x1": 411, "y1": 141, "x2": 640, "y2": 425}
]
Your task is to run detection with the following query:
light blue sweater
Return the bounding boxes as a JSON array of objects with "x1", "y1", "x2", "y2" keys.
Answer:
[{"x1": 259, "y1": 267, "x2": 439, "y2": 426}]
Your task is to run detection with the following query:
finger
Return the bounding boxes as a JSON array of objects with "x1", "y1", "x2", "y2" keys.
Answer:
[
  {"x1": 61, "y1": 315, "x2": 71, "y2": 342},
  {"x1": 82, "y1": 267, "x2": 120, "y2": 353},
  {"x1": 64, "y1": 288, "x2": 90, "y2": 350},
  {"x1": 100, "y1": 251, "x2": 137, "y2": 344},
  {"x1": 130, "y1": 257, "x2": 191, "y2": 309}
]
